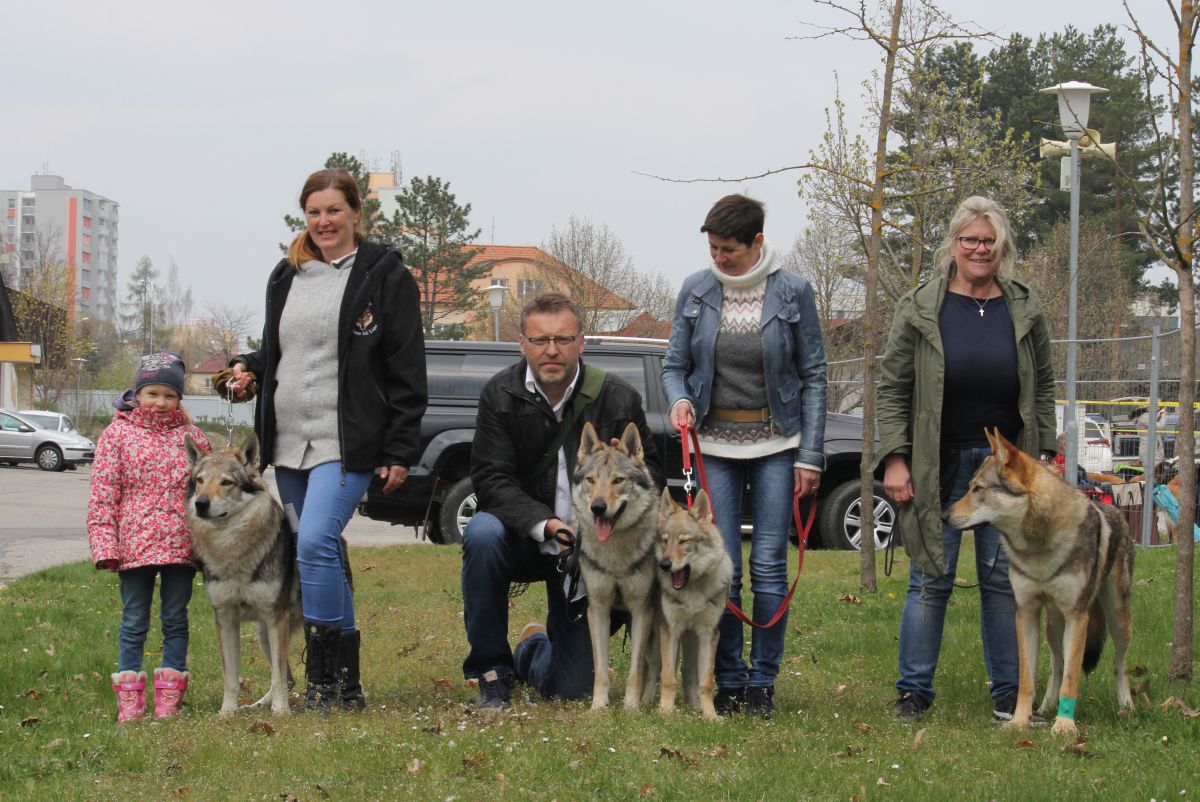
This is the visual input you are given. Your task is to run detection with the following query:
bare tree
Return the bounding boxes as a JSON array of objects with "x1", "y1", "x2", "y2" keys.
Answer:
[
  {"x1": 204, "y1": 303, "x2": 257, "y2": 358},
  {"x1": 537, "y1": 215, "x2": 673, "y2": 334},
  {"x1": 782, "y1": 214, "x2": 866, "y2": 412},
  {"x1": 1122, "y1": 0, "x2": 1197, "y2": 682}
]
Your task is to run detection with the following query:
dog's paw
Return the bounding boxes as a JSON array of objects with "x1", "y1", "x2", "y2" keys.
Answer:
[
  {"x1": 218, "y1": 706, "x2": 237, "y2": 719},
  {"x1": 1001, "y1": 718, "x2": 1029, "y2": 731},
  {"x1": 270, "y1": 705, "x2": 291, "y2": 717},
  {"x1": 1051, "y1": 717, "x2": 1078, "y2": 736}
]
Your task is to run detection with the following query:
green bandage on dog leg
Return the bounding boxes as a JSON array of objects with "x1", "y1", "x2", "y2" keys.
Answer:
[{"x1": 1057, "y1": 697, "x2": 1077, "y2": 720}]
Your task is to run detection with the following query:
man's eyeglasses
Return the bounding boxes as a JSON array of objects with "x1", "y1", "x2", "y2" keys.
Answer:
[
  {"x1": 956, "y1": 236, "x2": 997, "y2": 250},
  {"x1": 523, "y1": 334, "x2": 580, "y2": 348}
]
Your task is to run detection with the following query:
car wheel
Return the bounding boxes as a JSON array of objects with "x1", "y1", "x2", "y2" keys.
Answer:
[
  {"x1": 436, "y1": 477, "x2": 476, "y2": 545},
  {"x1": 36, "y1": 445, "x2": 65, "y2": 472},
  {"x1": 818, "y1": 479, "x2": 898, "y2": 551}
]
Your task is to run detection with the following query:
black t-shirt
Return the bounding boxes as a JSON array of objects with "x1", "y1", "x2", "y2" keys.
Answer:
[{"x1": 939, "y1": 291, "x2": 1022, "y2": 449}]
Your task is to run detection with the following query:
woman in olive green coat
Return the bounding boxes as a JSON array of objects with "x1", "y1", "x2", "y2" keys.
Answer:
[{"x1": 876, "y1": 196, "x2": 1056, "y2": 724}]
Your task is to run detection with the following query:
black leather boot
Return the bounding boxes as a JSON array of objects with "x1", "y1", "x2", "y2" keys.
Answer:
[
  {"x1": 303, "y1": 620, "x2": 341, "y2": 715},
  {"x1": 337, "y1": 629, "x2": 367, "y2": 711}
]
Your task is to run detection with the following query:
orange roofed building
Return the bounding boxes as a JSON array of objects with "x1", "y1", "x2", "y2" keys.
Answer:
[{"x1": 418, "y1": 244, "x2": 650, "y2": 341}]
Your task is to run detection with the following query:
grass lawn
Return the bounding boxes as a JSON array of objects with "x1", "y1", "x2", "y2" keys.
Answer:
[{"x1": 1, "y1": 542, "x2": 1195, "y2": 801}]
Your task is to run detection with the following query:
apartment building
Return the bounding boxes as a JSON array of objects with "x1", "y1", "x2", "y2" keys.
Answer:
[{"x1": 0, "y1": 174, "x2": 120, "y2": 323}]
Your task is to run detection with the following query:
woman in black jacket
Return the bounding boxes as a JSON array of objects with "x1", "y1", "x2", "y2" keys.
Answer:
[{"x1": 228, "y1": 168, "x2": 427, "y2": 712}]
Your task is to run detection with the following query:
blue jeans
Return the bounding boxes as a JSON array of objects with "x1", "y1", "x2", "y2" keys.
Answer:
[
  {"x1": 118, "y1": 564, "x2": 196, "y2": 673},
  {"x1": 274, "y1": 462, "x2": 372, "y2": 631},
  {"x1": 461, "y1": 512, "x2": 593, "y2": 700},
  {"x1": 705, "y1": 450, "x2": 795, "y2": 689},
  {"x1": 896, "y1": 446, "x2": 1019, "y2": 703}
]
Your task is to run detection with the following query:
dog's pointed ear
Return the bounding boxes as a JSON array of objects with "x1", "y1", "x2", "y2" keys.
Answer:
[
  {"x1": 985, "y1": 427, "x2": 1008, "y2": 461},
  {"x1": 659, "y1": 487, "x2": 677, "y2": 525},
  {"x1": 691, "y1": 489, "x2": 713, "y2": 524},
  {"x1": 619, "y1": 422, "x2": 643, "y2": 463},
  {"x1": 241, "y1": 432, "x2": 261, "y2": 471},
  {"x1": 184, "y1": 434, "x2": 203, "y2": 469},
  {"x1": 578, "y1": 421, "x2": 600, "y2": 461}
]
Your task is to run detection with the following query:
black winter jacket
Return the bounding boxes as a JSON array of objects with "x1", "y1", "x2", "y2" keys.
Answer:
[
  {"x1": 470, "y1": 359, "x2": 663, "y2": 538},
  {"x1": 236, "y1": 240, "x2": 427, "y2": 472}
]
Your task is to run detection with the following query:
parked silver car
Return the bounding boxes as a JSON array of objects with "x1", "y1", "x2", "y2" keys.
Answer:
[{"x1": 0, "y1": 408, "x2": 96, "y2": 471}]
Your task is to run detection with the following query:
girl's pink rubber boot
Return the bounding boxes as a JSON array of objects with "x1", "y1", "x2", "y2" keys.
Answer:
[
  {"x1": 153, "y1": 668, "x2": 189, "y2": 718},
  {"x1": 111, "y1": 670, "x2": 147, "y2": 723}
]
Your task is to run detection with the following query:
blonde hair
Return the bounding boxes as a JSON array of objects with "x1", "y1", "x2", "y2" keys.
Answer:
[
  {"x1": 286, "y1": 169, "x2": 364, "y2": 268},
  {"x1": 934, "y1": 196, "x2": 1017, "y2": 281}
]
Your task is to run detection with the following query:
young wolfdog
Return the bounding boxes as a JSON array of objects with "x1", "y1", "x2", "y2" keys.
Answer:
[
  {"x1": 946, "y1": 428, "x2": 1135, "y2": 735},
  {"x1": 573, "y1": 421, "x2": 660, "y2": 711},
  {"x1": 184, "y1": 434, "x2": 302, "y2": 717},
  {"x1": 657, "y1": 488, "x2": 733, "y2": 720}
]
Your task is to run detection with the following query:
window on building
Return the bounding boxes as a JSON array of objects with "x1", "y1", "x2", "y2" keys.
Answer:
[
  {"x1": 21, "y1": 197, "x2": 34, "y2": 208},
  {"x1": 6, "y1": 199, "x2": 13, "y2": 209},
  {"x1": 518, "y1": 279, "x2": 541, "y2": 298},
  {"x1": 81, "y1": 269, "x2": 90, "y2": 279},
  {"x1": 22, "y1": 215, "x2": 34, "y2": 226},
  {"x1": 82, "y1": 251, "x2": 91, "y2": 264},
  {"x1": 83, "y1": 217, "x2": 92, "y2": 228},
  {"x1": 82, "y1": 234, "x2": 91, "y2": 246},
  {"x1": 83, "y1": 198, "x2": 93, "y2": 210},
  {"x1": 81, "y1": 287, "x2": 90, "y2": 298}
]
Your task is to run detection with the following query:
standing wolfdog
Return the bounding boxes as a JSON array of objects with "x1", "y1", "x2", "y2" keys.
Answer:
[
  {"x1": 946, "y1": 428, "x2": 1135, "y2": 734},
  {"x1": 184, "y1": 434, "x2": 302, "y2": 717},
  {"x1": 657, "y1": 488, "x2": 733, "y2": 720},
  {"x1": 573, "y1": 421, "x2": 660, "y2": 711}
]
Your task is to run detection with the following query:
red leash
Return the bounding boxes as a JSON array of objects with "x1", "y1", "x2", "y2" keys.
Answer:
[{"x1": 680, "y1": 424, "x2": 815, "y2": 629}]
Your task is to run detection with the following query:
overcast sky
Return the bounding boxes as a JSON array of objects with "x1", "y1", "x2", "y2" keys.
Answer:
[{"x1": 4, "y1": 0, "x2": 1175, "y2": 332}]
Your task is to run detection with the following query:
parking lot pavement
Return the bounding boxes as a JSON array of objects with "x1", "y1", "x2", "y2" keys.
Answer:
[{"x1": 0, "y1": 464, "x2": 430, "y2": 584}]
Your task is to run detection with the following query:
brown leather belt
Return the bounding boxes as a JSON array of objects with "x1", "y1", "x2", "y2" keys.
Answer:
[{"x1": 707, "y1": 406, "x2": 771, "y2": 423}]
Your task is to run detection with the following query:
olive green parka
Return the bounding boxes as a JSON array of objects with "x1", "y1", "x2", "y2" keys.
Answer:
[{"x1": 875, "y1": 275, "x2": 1057, "y2": 574}]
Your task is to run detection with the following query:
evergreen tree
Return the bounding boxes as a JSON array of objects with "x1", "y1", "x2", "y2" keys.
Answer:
[
  {"x1": 282, "y1": 152, "x2": 383, "y2": 245},
  {"x1": 374, "y1": 176, "x2": 487, "y2": 336}
]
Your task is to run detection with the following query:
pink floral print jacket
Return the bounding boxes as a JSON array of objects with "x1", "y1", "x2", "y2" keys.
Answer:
[{"x1": 87, "y1": 406, "x2": 211, "y2": 571}]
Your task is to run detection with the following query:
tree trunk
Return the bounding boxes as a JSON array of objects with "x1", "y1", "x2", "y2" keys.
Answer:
[
  {"x1": 1169, "y1": 0, "x2": 1195, "y2": 683},
  {"x1": 859, "y1": 0, "x2": 905, "y2": 592}
]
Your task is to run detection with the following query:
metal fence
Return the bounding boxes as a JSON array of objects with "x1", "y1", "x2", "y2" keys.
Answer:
[
  {"x1": 51, "y1": 389, "x2": 256, "y2": 428},
  {"x1": 829, "y1": 324, "x2": 1195, "y2": 546}
]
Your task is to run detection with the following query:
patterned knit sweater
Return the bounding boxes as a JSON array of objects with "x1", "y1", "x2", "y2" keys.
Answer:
[
  {"x1": 698, "y1": 244, "x2": 803, "y2": 461},
  {"x1": 87, "y1": 407, "x2": 211, "y2": 570}
]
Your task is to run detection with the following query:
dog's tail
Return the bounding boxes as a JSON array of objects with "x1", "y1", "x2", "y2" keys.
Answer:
[{"x1": 1083, "y1": 600, "x2": 1107, "y2": 674}]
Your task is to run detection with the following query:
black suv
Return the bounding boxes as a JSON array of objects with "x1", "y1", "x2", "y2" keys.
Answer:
[{"x1": 358, "y1": 338, "x2": 898, "y2": 551}]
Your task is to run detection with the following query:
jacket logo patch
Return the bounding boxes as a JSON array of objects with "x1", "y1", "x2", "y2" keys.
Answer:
[{"x1": 354, "y1": 305, "x2": 378, "y2": 336}]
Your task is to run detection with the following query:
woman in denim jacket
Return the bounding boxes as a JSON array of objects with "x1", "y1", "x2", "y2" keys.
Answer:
[{"x1": 662, "y1": 194, "x2": 827, "y2": 718}]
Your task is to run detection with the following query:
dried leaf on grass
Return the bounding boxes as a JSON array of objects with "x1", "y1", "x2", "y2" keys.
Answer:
[
  {"x1": 171, "y1": 786, "x2": 188, "y2": 797},
  {"x1": 280, "y1": 794, "x2": 298, "y2": 802},
  {"x1": 913, "y1": 728, "x2": 926, "y2": 750},
  {"x1": 575, "y1": 742, "x2": 591, "y2": 754},
  {"x1": 834, "y1": 745, "x2": 867, "y2": 758},
  {"x1": 839, "y1": 594, "x2": 862, "y2": 605},
  {"x1": 23, "y1": 688, "x2": 39, "y2": 699},
  {"x1": 164, "y1": 762, "x2": 183, "y2": 776},
  {"x1": 406, "y1": 758, "x2": 423, "y2": 775},
  {"x1": 314, "y1": 783, "x2": 330, "y2": 797},
  {"x1": 639, "y1": 783, "x2": 653, "y2": 798},
  {"x1": 1061, "y1": 739, "x2": 1096, "y2": 759},
  {"x1": 1013, "y1": 739, "x2": 1037, "y2": 749},
  {"x1": 462, "y1": 752, "x2": 489, "y2": 774},
  {"x1": 709, "y1": 744, "x2": 728, "y2": 759},
  {"x1": 835, "y1": 683, "x2": 849, "y2": 695},
  {"x1": 42, "y1": 738, "x2": 65, "y2": 750},
  {"x1": 659, "y1": 747, "x2": 696, "y2": 765},
  {"x1": 876, "y1": 777, "x2": 891, "y2": 787},
  {"x1": 433, "y1": 678, "x2": 454, "y2": 692},
  {"x1": 1160, "y1": 697, "x2": 1200, "y2": 717},
  {"x1": 496, "y1": 774, "x2": 510, "y2": 787},
  {"x1": 18, "y1": 716, "x2": 39, "y2": 727},
  {"x1": 852, "y1": 718, "x2": 872, "y2": 733},
  {"x1": 248, "y1": 720, "x2": 277, "y2": 736}
]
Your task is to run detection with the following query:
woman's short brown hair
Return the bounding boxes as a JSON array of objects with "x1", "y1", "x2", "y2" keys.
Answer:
[
  {"x1": 700, "y1": 194, "x2": 765, "y2": 246},
  {"x1": 286, "y1": 169, "x2": 364, "y2": 268}
]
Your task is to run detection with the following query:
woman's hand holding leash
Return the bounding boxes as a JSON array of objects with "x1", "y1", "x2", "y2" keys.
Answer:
[
  {"x1": 227, "y1": 364, "x2": 252, "y2": 401},
  {"x1": 883, "y1": 455, "x2": 914, "y2": 506},
  {"x1": 795, "y1": 467, "x2": 820, "y2": 499},
  {"x1": 669, "y1": 400, "x2": 694, "y2": 433}
]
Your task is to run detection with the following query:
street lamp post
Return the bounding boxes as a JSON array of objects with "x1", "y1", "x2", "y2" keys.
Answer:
[
  {"x1": 1039, "y1": 80, "x2": 1108, "y2": 487},
  {"x1": 72, "y1": 357, "x2": 87, "y2": 419},
  {"x1": 486, "y1": 282, "x2": 506, "y2": 342}
]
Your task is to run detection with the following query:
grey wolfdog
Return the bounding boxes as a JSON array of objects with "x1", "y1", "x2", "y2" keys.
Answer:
[
  {"x1": 946, "y1": 428, "x2": 1135, "y2": 735},
  {"x1": 657, "y1": 488, "x2": 733, "y2": 720},
  {"x1": 572, "y1": 421, "x2": 660, "y2": 711},
  {"x1": 184, "y1": 434, "x2": 302, "y2": 717}
]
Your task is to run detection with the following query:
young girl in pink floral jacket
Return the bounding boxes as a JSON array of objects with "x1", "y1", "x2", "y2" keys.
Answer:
[{"x1": 88, "y1": 352, "x2": 211, "y2": 722}]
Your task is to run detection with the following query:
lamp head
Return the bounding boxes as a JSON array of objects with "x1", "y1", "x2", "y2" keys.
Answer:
[
  {"x1": 486, "y1": 282, "x2": 506, "y2": 311},
  {"x1": 1040, "y1": 81, "x2": 1108, "y2": 139}
]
